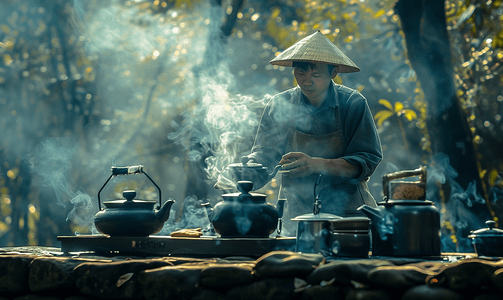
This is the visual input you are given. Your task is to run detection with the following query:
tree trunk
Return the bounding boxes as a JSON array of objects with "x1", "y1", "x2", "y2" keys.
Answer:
[{"x1": 395, "y1": 0, "x2": 483, "y2": 196}]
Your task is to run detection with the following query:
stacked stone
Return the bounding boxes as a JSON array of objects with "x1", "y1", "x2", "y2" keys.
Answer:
[{"x1": 1, "y1": 247, "x2": 503, "y2": 300}]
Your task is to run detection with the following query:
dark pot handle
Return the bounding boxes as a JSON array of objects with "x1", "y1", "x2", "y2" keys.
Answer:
[
  {"x1": 382, "y1": 166, "x2": 426, "y2": 202},
  {"x1": 97, "y1": 165, "x2": 161, "y2": 210}
]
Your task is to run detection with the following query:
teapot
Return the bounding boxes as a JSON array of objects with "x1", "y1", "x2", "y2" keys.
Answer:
[
  {"x1": 468, "y1": 220, "x2": 503, "y2": 257},
  {"x1": 94, "y1": 165, "x2": 175, "y2": 237},
  {"x1": 358, "y1": 166, "x2": 441, "y2": 256},
  {"x1": 204, "y1": 181, "x2": 281, "y2": 237},
  {"x1": 224, "y1": 156, "x2": 282, "y2": 190}
]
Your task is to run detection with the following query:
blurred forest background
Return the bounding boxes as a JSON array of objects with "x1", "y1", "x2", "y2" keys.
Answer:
[{"x1": 0, "y1": 0, "x2": 502, "y2": 252}]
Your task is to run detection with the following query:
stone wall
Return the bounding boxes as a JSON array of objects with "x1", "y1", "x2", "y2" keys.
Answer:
[{"x1": 1, "y1": 247, "x2": 503, "y2": 300}]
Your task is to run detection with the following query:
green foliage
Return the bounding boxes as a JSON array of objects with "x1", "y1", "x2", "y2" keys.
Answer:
[{"x1": 446, "y1": 0, "x2": 503, "y2": 219}]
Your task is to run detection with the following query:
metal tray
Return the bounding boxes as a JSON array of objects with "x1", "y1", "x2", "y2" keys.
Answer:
[{"x1": 57, "y1": 235, "x2": 296, "y2": 257}]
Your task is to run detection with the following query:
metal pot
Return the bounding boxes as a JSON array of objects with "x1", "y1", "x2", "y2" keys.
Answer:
[
  {"x1": 468, "y1": 220, "x2": 503, "y2": 257},
  {"x1": 291, "y1": 213, "x2": 370, "y2": 256},
  {"x1": 291, "y1": 213, "x2": 341, "y2": 253},
  {"x1": 94, "y1": 165, "x2": 175, "y2": 237},
  {"x1": 206, "y1": 181, "x2": 279, "y2": 238},
  {"x1": 329, "y1": 217, "x2": 371, "y2": 257},
  {"x1": 330, "y1": 229, "x2": 370, "y2": 257}
]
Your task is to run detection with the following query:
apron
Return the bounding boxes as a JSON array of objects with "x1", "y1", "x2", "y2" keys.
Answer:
[{"x1": 278, "y1": 100, "x2": 377, "y2": 236}]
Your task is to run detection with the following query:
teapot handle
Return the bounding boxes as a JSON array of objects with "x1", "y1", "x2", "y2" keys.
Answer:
[
  {"x1": 97, "y1": 165, "x2": 162, "y2": 210},
  {"x1": 382, "y1": 166, "x2": 426, "y2": 202}
]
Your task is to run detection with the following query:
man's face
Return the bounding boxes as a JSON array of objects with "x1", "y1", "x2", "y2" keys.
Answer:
[{"x1": 294, "y1": 63, "x2": 335, "y2": 107}]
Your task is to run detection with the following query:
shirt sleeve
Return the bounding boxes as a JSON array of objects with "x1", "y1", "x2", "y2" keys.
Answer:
[
  {"x1": 340, "y1": 90, "x2": 383, "y2": 183},
  {"x1": 247, "y1": 92, "x2": 294, "y2": 171}
]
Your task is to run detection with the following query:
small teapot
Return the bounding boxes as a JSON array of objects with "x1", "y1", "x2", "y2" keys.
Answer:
[
  {"x1": 204, "y1": 181, "x2": 282, "y2": 237},
  {"x1": 224, "y1": 157, "x2": 282, "y2": 190},
  {"x1": 94, "y1": 165, "x2": 175, "y2": 237}
]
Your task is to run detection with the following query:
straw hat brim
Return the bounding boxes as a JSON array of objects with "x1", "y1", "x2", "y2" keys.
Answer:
[{"x1": 270, "y1": 31, "x2": 360, "y2": 73}]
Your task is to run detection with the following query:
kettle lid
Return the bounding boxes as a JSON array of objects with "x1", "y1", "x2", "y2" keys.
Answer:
[
  {"x1": 103, "y1": 190, "x2": 157, "y2": 208},
  {"x1": 291, "y1": 212, "x2": 342, "y2": 221},
  {"x1": 102, "y1": 199, "x2": 156, "y2": 208},
  {"x1": 468, "y1": 220, "x2": 503, "y2": 238}
]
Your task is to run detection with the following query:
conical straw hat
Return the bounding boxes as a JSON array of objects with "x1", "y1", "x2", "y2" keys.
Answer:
[{"x1": 270, "y1": 31, "x2": 360, "y2": 73}]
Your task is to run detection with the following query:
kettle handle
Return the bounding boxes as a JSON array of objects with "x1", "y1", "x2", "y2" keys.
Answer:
[
  {"x1": 97, "y1": 165, "x2": 162, "y2": 210},
  {"x1": 382, "y1": 166, "x2": 426, "y2": 202}
]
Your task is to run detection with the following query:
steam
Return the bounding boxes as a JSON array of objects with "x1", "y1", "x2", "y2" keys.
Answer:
[
  {"x1": 31, "y1": 138, "x2": 96, "y2": 231},
  {"x1": 427, "y1": 153, "x2": 486, "y2": 252},
  {"x1": 67, "y1": 192, "x2": 95, "y2": 228},
  {"x1": 167, "y1": 76, "x2": 264, "y2": 173},
  {"x1": 22, "y1": 0, "x2": 274, "y2": 236},
  {"x1": 31, "y1": 138, "x2": 77, "y2": 206}
]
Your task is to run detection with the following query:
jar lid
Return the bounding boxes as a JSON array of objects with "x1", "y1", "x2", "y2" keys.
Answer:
[
  {"x1": 468, "y1": 220, "x2": 503, "y2": 238},
  {"x1": 291, "y1": 212, "x2": 343, "y2": 221}
]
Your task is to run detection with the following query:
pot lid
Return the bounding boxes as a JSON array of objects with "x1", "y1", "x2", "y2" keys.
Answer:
[
  {"x1": 330, "y1": 217, "x2": 370, "y2": 225},
  {"x1": 468, "y1": 220, "x2": 503, "y2": 238},
  {"x1": 291, "y1": 212, "x2": 342, "y2": 221},
  {"x1": 331, "y1": 229, "x2": 370, "y2": 234},
  {"x1": 102, "y1": 190, "x2": 156, "y2": 208},
  {"x1": 227, "y1": 162, "x2": 266, "y2": 169},
  {"x1": 227, "y1": 156, "x2": 268, "y2": 169},
  {"x1": 222, "y1": 181, "x2": 267, "y2": 199},
  {"x1": 103, "y1": 199, "x2": 156, "y2": 208},
  {"x1": 330, "y1": 216, "x2": 369, "y2": 222},
  {"x1": 222, "y1": 191, "x2": 267, "y2": 198},
  {"x1": 378, "y1": 200, "x2": 434, "y2": 206}
]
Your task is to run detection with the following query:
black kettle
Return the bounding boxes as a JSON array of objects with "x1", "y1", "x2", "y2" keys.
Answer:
[
  {"x1": 358, "y1": 167, "x2": 441, "y2": 256},
  {"x1": 94, "y1": 165, "x2": 175, "y2": 237}
]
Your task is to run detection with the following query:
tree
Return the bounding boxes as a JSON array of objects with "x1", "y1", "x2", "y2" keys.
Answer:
[{"x1": 395, "y1": 0, "x2": 482, "y2": 193}]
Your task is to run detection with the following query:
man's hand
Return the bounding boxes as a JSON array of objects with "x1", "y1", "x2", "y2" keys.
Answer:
[
  {"x1": 279, "y1": 152, "x2": 362, "y2": 179},
  {"x1": 279, "y1": 152, "x2": 322, "y2": 178}
]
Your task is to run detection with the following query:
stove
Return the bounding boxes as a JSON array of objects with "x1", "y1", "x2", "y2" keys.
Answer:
[{"x1": 57, "y1": 235, "x2": 296, "y2": 257}]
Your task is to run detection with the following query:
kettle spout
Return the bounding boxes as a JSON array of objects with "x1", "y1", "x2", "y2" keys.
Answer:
[
  {"x1": 357, "y1": 204, "x2": 383, "y2": 224},
  {"x1": 358, "y1": 204, "x2": 394, "y2": 241},
  {"x1": 201, "y1": 202, "x2": 213, "y2": 220},
  {"x1": 156, "y1": 199, "x2": 175, "y2": 224},
  {"x1": 268, "y1": 164, "x2": 282, "y2": 180}
]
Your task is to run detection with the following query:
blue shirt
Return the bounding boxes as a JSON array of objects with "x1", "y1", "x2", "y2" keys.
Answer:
[{"x1": 249, "y1": 81, "x2": 382, "y2": 184}]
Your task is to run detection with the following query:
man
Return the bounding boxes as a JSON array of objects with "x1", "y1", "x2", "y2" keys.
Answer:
[{"x1": 246, "y1": 31, "x2": 382, "y2": 235}]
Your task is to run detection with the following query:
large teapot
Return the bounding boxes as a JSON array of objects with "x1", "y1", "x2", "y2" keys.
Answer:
[
  {"x1": 94, "y1": 165, "x2": 175, "y2": 237},
  {"x1": 204, "y1": 181, "x2": 283, "y2": 238},
  {"x1": 358, "y1": 166, "x2": 441, "y2": 256}
]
